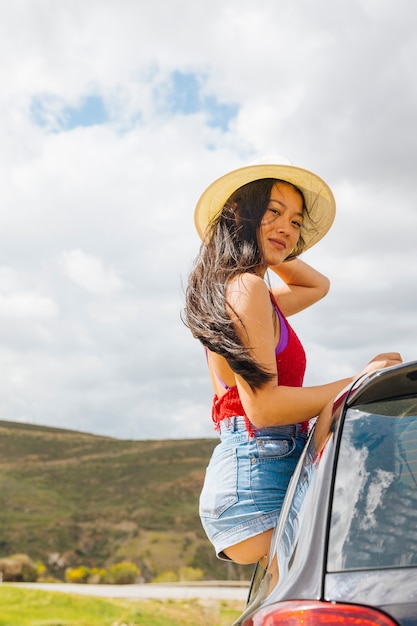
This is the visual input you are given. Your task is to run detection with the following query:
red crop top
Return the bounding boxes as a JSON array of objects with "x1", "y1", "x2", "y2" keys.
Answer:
[{"x1": 210, "y1": 292, "x2": 308, "y2": 436}]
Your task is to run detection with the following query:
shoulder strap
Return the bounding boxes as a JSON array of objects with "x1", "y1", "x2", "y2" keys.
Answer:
[{"x1": 269, "y1": 292, "x2": 289, "y2": 355}]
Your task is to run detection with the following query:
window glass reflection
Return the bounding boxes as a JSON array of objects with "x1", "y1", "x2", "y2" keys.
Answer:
[{"x1": 329, "y1": 399, "x2": 417, "y2": 572}]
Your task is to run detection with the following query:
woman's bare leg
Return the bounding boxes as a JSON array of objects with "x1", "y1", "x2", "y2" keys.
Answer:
[{"x1": 222, "y1": 529, "x2": 274, "y2": 565}]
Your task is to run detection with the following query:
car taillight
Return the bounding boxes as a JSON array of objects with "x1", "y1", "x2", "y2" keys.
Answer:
[{"x1": 242, "y1": 600, "x2": 398, "y2": 626}]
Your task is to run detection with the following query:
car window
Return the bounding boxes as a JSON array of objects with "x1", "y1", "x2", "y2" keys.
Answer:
[{"x1": 328, "y1": 397, "x2": 417, "y2": 572}]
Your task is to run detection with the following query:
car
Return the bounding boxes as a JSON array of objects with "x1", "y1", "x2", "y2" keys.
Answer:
[{"x1": 234, "y1": 360, "x2": 417, "y2": 626}]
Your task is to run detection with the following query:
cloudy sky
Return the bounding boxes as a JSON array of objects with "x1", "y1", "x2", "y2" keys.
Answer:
[{"x1": 0, "y1": 0, "x2": 416, "y2": 440}]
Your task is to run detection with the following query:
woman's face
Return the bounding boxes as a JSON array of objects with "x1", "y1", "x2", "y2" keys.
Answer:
[{"x1": 257, "y1": 182, "x2": 304, "y2": 268}]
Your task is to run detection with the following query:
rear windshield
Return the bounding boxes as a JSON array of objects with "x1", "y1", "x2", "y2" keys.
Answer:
[{"x1": 328, "y1": 397, "x2": 417, "y2": 572}]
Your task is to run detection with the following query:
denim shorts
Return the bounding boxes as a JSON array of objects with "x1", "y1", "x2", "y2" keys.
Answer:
[{"x1": 199, "y1": 416, "x2": 307, "y2": 560}]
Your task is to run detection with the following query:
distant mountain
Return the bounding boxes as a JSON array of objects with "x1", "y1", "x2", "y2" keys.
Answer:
[{"x1": 0, "y1": 420, "x2": 251, "y2": 582}]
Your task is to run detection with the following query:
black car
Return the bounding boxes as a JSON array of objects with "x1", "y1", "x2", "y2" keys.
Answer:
[{"x1": 235, "y1": 360, "x2": 417, "y2": 626}]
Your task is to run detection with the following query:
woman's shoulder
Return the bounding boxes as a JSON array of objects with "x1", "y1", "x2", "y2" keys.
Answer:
[
  {"x1": 228, "y1": 271, "x2": 267, "y2": 292},
  {"x1": 226, "y1": 273, "x2": 270, "y2": 310}
]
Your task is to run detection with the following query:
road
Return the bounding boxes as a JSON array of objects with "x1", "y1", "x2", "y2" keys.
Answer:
[{"x1": 13, "y1": 581, "x2": 250, "y2": 602}]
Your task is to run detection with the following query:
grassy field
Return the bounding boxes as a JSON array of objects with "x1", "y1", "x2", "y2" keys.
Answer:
[
  {"x1": 0, "y1": 420, "x2": 252, "y2": 582},
  {"x1": 0, "y1": 586, "x2": 243, "y2": 626}
]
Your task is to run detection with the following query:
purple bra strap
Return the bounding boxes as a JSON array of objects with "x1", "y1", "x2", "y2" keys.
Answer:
[
  {"x1": 204, "y1": 295, "x2": 289, "y2": 390},
  {"x1": 215, "y1": 374, "x2": 232, "y2": 391},
  {"x1": 274, "y1": 304, "x2": 289, "y2": 355}
]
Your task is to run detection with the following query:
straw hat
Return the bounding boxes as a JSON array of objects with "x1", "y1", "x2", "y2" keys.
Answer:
[{"x1": 194, "y1": 156, "x2": 336, "y2": 250}]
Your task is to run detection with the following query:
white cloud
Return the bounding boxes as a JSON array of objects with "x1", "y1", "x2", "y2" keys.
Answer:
[
  {"x1": 60, "y1": 249, "x2": 124, "y2": 295},
  {"x1": 0, "y1": 267, "x2": 57, "y2": 318},
  {"x1": 360, "y1": 468, "x2": 395, "y2": 531},
  {"x1": 0, "y1": 292, "x2": 57, "y2": 318}
]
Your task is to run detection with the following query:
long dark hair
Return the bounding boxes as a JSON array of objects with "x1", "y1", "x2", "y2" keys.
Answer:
[{"x1": 183, "y1": 178, "x2": 308, "y2": 389}]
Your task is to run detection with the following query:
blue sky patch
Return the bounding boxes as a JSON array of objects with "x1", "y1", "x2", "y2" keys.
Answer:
[
  {"x1": 163, "y1": 71, "x2": 238, "y2": 131},
  {"x1": 30, "y1": 73, "x2": 238, "y2": 133},
  {"x1": 31, "y1": 94, "x2": 108, "y2": 132},
  {"x1": 205, "y1": 96, "x2": 239, "y2": 131},
  {"x1": 63, "y1": 95, "x2": 108, "y2": 129},
  {"x1": 169, "y1": 71, "x2": 201, "y2": 115}
]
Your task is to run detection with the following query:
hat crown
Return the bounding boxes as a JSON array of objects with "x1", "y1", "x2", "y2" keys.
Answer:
[{"x1": 248, "y1": 155, "x2": 292, "y2": 167}]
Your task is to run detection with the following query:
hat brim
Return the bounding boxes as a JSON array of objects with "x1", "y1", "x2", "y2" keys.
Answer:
[{"x1": 194, "y1": 163, "x2": 336, "y2": 251}]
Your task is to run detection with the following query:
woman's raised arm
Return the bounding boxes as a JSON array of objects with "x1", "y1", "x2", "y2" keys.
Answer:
[
  {"x1": 269, "y1": 258, "x2": 330, "y2": 317},
  {"x1": 227, "y1": 271, "x2": 402, "y2": 428}
]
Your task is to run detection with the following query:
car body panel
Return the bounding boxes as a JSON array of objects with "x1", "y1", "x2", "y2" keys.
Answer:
[
  {"x1": 235, "y1": 361, "x2": 417, "y2": 626},
  {"x1": 325, "y1": 569, "x2": 417, "y2": 622}
]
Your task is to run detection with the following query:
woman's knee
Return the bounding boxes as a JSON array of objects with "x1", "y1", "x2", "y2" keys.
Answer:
[{"x1": 222, "y1": 529, "x2": 273, "y2": 565}]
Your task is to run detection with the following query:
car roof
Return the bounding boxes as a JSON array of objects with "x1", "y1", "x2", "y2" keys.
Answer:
[{"x1": 347, "y1": 360, "x2": 417, "y2": 407}]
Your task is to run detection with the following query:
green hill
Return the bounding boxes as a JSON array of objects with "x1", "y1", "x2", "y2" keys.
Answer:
[{"x1": 0, "y1": 420, "x2": 252, "y2": 582}]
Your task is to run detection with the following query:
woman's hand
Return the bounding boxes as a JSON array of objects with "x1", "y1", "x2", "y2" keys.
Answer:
[{"x1": 358, "y1": 352, "x2": 403, "y2": 377}]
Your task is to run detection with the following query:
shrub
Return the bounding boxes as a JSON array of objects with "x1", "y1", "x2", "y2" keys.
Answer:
[
  {"x1": 0, "y1": 554, "x2": 37, "y2": 582},
  {"x1": 65, "y1": 565, "x2": 91, "y2": 583},
  {"x1": 152, "y1": 570, "x2": 179, "y2": 583},
  {"x1": 179, "y1": 566, "x2": 204, "y2": 582},
  {"x1": 100, "y1": 561, "x2": 140, "y2": 585},
  {"x1": 35, "y1": 561, "x2": 47, "y2": 578}
]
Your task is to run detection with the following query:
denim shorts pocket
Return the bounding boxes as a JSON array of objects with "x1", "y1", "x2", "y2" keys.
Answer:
[
  {"x1": 199, "y1": 446, "x2": 238, "y2": 520},
  {"x1": 250, "y1": 437, "x2": 300, "y2": 513},
  {"x1": 256, "y1": 436, "x2": 296, "y2": 459}
]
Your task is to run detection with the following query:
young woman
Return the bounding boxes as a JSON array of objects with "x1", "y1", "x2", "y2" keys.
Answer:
[{"x1": 183, "y1": 157, "x2": 401, "y2": 565}]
